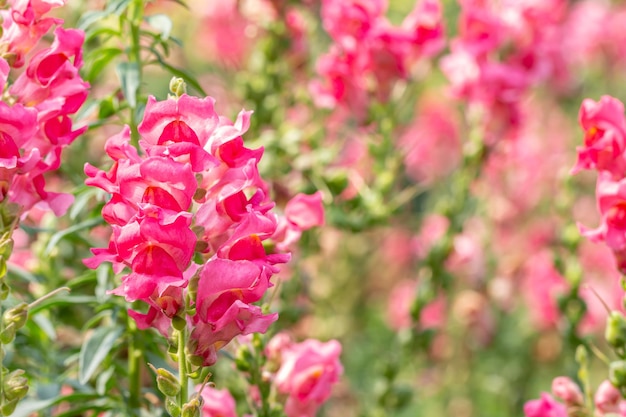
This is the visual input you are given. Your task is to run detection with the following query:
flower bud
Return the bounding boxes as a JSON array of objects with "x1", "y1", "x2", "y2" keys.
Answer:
[
  {"x1": 0, "y1": 322, "x2": 16, "y2": 344},
  {"x1": 166, "y1": 398, "x2": 181, "y2": 417},
  {"x1": 171, "y1": 316, "x2": 186, "y2": 332},
  {"x1": 187, "y1": 272, "x2": 200, "y2": 304},
  {"x1": 551, "y1": 376, "x2": 583, "y2": 405},
  {"x1": 155, "y1": 368, "x2": 181, "y2": 397},
  {"x1": 181, "y1": 394, "x2": 203, "y2": 417},
  {"x1": 609, "y1": 360, "x2": 626, "y2": 389},
  {"x1": 0, "y1": 281, "x2": 9, "y2": 301},
  {"x1": 595, "y1": 380, "x2": 621, "y2": 414},
  {"x1": 606, "y1": 311, "x2": 626, "y2": 348},
  {"x1": 188, "y1": 354, "x2": 204, "y2": 368},
  {"x1": 4, "y1": 369, "x2": 28, "y2": 402},
  {"x1": 1, "y1": 397, "x2": 19, "y2": 416},
  {"x1": 169, "y1": 77, "x2": 187, "y2": 98},
  {"x1": 4, "y1": 302, "x2": 28, "y2": 331}
]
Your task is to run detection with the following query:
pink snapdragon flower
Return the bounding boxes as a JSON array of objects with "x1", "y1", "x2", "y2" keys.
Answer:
[
  {"x1": 0, "y1": 0, "x2": 65, "y2": 67},
  {"x1": 551, "y1": 377, "x2": 583, "y2": 406},
  {"x1": 572, "y1": 95, "x2": 626, "y2": 176},
  {"x1": 86, "y1": 93, "x2": 290, "y2": 365},
  {"x1": 523, "y1": 393, "x2": 567, "y2": 417},
  {"x1": 197, "y1": 386, "x2": 238, "y2": 417},
  {"x1": 312, "y1": 0, "x2": 444, "y2": 113},
  {"x1": 594, "y1": 380, "x2": 626, "y2": 416},
  {"x1": 273, "y1": 191, "x2": 326, "y2": 251},
  {"x1": 520, "y1": 251, "x2": 568, "y2": 330},
  {"x1": 271, "y1": 336, "x2": 343, "y2": 417},
  {"x1": 578, "y1": 172, "x2": 626, "y2": 274},
  {"x1": 0, "y1": 2, "x2": 88, "y2": 216},
  {"x1": 442, "y1": 0, "x2": 570, "y2": 141}
]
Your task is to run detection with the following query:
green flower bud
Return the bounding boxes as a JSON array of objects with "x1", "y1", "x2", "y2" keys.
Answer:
[
  {"x1": 1, "y1": 397, "x2": 19, "y2": 416},
  {"x1": 0, "y1": 281, "x2": 9, "y2": 301},
  {"x1": 188, "y1": 354, "x2": 204, "y2": 368},
  {"x1": 0, "y1": 322, "x2": 16, "y2": 344},
  {"x1": 4, "y1": 302, "x2": 28, "y2": 331},
  {"x1": 4, "y1": 369, "x2": 28, "y2": 401},
  {"x1": 187, "y1": 272, "x2": 200, "y2": 304},
  {"x1": 171, "y1": 316, "x2": 186, "y2": 332},
  {"x1": 155, "y1": 368, "x2": 181, "y2": 397},
  {"x1": 169, "y1": 77, "x2": 187, "y2": 98},
  {"x1": 166, "y1": 398, "x2": 181, "y2": 417},
  {"x1": 610, "y1": 360, "x2": 626, "y2": 389},
  {"x1": 606, "y1": 311, "x2": 626, "y2": 348},
  {"x1": 181, "y1": 395, "x2": 202, "y2": 417}
]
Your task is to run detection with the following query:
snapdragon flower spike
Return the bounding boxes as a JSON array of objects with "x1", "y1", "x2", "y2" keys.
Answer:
[
  {"x1": 86, "y1": 93, "x2": 288, "y2": 363},
  {"x1": 0, "y1": 3, "x2": 89, "y2": 216}
]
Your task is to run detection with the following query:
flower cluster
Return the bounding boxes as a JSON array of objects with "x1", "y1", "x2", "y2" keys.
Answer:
[
  {"x1": 573, "y1": 96, "x2": 626, "y2": 274},
  {"x1": 525, "y1": 376, "x2": 625, "y2": 417},
  {"x1": 0, "y1": 0, "x2": 88, "y2": 216},
  {"x1": 441, "y1": 0, "x2": 568, "y2": 142},
  {"x1": 310, "y1": 0, "x2": 444, "y2": 114},
  {"x1": 85, "y1": 93, "x2": 289, "y2": 366}
]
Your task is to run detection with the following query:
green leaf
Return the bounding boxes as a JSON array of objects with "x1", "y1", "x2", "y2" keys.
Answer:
[
  {"x1": 28, "y1": 295, "x2": 98, "y2": 316},
  {"x1": 79, "y1": 325, "x2": 124, "y2": 384},
  {"x1": 12, "y1": 398, "x2": 58, "y2": 417},
  {"x1": 86, "y1": 26, "x2": 121, "y2": 44},
  {"x1": 85, "y1": 47, "x2": 123, "y2": 82},
  {"x1": 78, "y1": 10, "x2": 108, "y2": 30},
  {"x1": 44, "y1": 217, "x2": 104, "y2": 256},
  {"x1": 116, "y1": 62, "x2": 141, "y2": 108},
  {"x1": 105, "y1": 0, "x2": 131, "y2": 15},
  {"x1": 145, "y1": 14, "x2": 172, "y2": 40}
]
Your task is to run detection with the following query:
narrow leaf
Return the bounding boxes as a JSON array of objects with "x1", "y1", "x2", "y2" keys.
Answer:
[
  {"x1": 79, "y1": 326, "x2": 124, "y2": 384},
  {"x1": 116, "y1": 62, "x2": 141, "y2": 108}
]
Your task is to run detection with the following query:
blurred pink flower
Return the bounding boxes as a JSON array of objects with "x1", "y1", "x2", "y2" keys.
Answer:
[
  {"x1": 198, "y1": 386, "x2": 238, "y2": 417},
  {"x1": 274, "y1": 338, "x2": 343, "y2": 417},
  {"x1": 399, "y1": 98, "x2": 461, "y2": 184},
  {"x1": 551, "y1": 376, "x2": 583, "y2": 406},
  {"x1": 523, "y1": 393, "x2": 567, "y2": 417},
  {"x1": 595, "y1": 380, "x2": 623, "y2": 416}
]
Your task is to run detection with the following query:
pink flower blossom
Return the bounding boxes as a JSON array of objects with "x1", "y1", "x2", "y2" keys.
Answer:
[
  {"x1": 0, "y1": 13, "x2": 89, "y2": 216},
  {"x1": 521, "y1": 251, "x2": 568, "y2": 330},
  {"x1": 273, "y1": 191, "x2": 326, "y2": 251},
  {"x1": 573, "y1": 95, "x2": 626, "y2": 176},
  {"x1": 274, "y1": 338, "x2": 343, "y2": 417},
  {"x1": 551, "y1": 377, "x2": 583, "y2": 406},
  {"x1": 578, "y1": 172, "x2": 626, "y2": 273},
  {"x1": 523, "y1": 393, "x2": 567, "y2": 417},
  {"x1": 197, "y1": 386, "x2": 238, "y2": 417},
  {"x1": 595, "y1": 380, "x2": 623, "y2": 415}
]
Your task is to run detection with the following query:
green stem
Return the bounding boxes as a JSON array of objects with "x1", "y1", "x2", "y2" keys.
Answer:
[
  {"x1": 128, "y1": 316, "x2": 142, "y2": 414},
  {"x1": 178, "y1": 327, "x2": 189, "y2": 408},
  {"x1": 126, "y1": 0, "x2": 143, "y2": 147}
]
